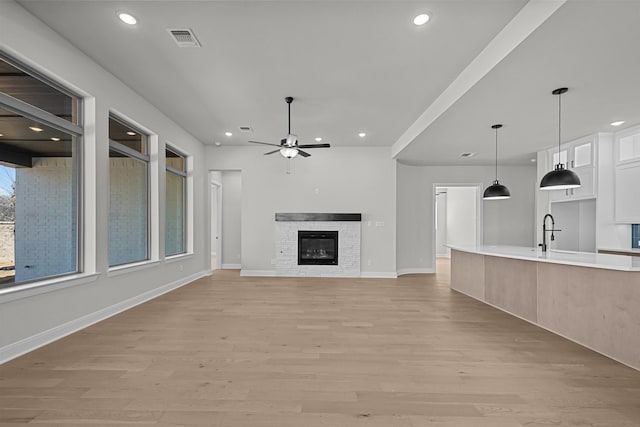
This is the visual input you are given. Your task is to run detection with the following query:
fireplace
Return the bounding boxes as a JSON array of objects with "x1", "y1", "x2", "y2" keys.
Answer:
[{"x1": 298, "y1": 230, "x2": 338, "y2": 265}]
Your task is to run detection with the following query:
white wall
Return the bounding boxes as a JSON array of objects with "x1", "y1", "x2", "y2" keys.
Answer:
[
  {"x1": 397, "y1": 163, "x2": 536, "y2": 272},
  {"x1": 0, "y1": 1, "x2": 208, "y2": 356},
  {"x1": 445, "y1": 187, "x2": 477, "y2": 248},
  {"x1": 206, "y1": 146, "x2": 397, "y2": 276},
  {"x1": 221, "y1": 171, "x2": 241, "y2": 268}
]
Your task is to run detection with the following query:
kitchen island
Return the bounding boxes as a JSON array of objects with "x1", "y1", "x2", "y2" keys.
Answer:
[{"x1": 449, "y1": 245, "x2": 640, "y2": 370}]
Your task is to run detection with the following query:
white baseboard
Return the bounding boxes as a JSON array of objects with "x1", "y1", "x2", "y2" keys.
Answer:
[
  {"x1": 0, "y1": 270, "x2": 210, "y2": 365},
  {"x1": 222, "y1": 264, "x2": 241, "y2": 269},
  {"x1": 240, "y1": 269, "x2": 276, "y2": 277},
  {"x1": 397, "y1": 268, "x2": 436, "y2": 276},
  {"x1": 360, "y1": 272, "x2": 398, "y2": 279}
]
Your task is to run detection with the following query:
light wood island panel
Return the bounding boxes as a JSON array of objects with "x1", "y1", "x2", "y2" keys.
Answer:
[{"x1": 451, "y1": 248, "x2": 640, "y2": 371}]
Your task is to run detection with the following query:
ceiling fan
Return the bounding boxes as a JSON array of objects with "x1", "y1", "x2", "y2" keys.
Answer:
[{"x1": 248, "y1": 97, "x2": 330, "y2": 158}]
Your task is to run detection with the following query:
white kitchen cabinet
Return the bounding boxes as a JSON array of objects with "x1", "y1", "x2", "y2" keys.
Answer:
[
  {"x1": 614, "y1": 160, "x2": 640, "y2": 223},
  {"x1": 547, "y1": 135, "x2": 596, "y2": 202},
  {"x1": 613, "y1": 125, "x2": 640, "y2": 223},
  {"x1": 616, "y1": 126, "x2": 640, "y2": 163}
]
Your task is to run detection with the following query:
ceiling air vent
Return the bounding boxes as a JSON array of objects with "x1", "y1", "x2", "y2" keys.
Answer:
[
  {"x1": 168, "y1": 29, "x2": 201, "y2": 48},
  {"x1": 239, "y1": 126, "x2": 253, "y2": 133},
  {"x1": 460, "y1": 152, "x2": 477, "y2": 158}
]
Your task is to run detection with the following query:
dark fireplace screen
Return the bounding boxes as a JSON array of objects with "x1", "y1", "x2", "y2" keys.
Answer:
[{"x1": 298, "y1": 231, "x2": 338, "y2": 265}]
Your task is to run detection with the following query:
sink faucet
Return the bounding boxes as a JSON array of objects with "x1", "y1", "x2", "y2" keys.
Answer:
[{"x1": 540, "y1": 213, "x2": 561, "y2": 252}]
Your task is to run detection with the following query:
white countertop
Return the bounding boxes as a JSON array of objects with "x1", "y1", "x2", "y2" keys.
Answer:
[
  {"x1": 598, "y1": 247, "x2": 640, "y2": 254},
  {"x1": 447, "y1": 245, "x2": 640, "y2": 272}
]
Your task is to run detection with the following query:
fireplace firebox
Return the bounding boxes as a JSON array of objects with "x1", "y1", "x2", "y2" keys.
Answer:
[{"x1": 298, "y1": 231, "x2": 338, "y2": 265}]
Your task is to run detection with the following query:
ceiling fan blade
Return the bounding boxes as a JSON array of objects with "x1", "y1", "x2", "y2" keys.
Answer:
[
  {"x1": 297, "y1": 149, "x2": 311, "y2": 157},
  {"x1": 248, "y1": 140, "x2": 282, "y2": 147},
  {"x1": 297, "y1": 143, "x2": 331, "y2": 149},
  {"x1": 264, "y1": 149, "x2": 281, "y2": 155}
]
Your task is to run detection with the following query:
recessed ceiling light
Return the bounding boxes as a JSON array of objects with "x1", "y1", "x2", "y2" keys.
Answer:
[
  {"x1": 126, "y1": 131, "x2": 136, "y2": 136},
  {"x1": 358, "y1": 132, "x2": 366, "y2": 138},
  {"x1": 118, "y1": 12, "x2": 137, "y2": 25},
  {"x1": 0, "y1": 133, "x2": 3, "y2": 137},
  {"x1": 225, "y1": 132, "x2": 233, "y2": 137},
  {"x1": 51, "y1": 137, "x2": 61, "y2": 142},
  {"x1": 610, "y1": 120, "x2": 625, "y2": 126},
  {"x1": 214, "y1": 142, "x2": 221, "y2": 146},
  {"x1": 29, "y1": 126, "x2": 43, "y2": 132},
  {"x1": 315, "y1": 137, "x2": 323, "y2": 142},
  {"x1": 413, "y1": 13, "x2": 430, "y2": 26},
  {"x1": 531, "y1": 158, "x2": 537, "y2": 163},
  {"x1": 460, "y1": 152, "x2": 476, "y2": 158}
]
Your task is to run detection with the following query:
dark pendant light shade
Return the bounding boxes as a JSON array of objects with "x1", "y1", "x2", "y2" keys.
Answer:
[
  {"x1": 539, "y1": 163, "x2": 581, "y2": 189},
  {"x1": 540, "y1": 87, "x2": 581, "y2": 190},
  {"x1": 483, "y1": 180, "x2": 511, "y2": 200},
  {"x1": 483, "y1": 124, "x2": 511, "y2": 200}
]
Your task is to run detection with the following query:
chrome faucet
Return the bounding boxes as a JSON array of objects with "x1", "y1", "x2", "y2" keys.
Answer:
[{"x1": 540, "y1": 213, "x2": 561, "y2": 252}]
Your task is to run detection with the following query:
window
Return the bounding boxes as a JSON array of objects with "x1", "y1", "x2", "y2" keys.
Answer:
[
  {"x1": 165, "y1": 147, "x2": 186, "y2": 256},
  {"x1": 0, "y1": 55, "x2": 82, "y2": 288},
  {"x1": 108, "y1": 115, "x2": 149, "y2": 266}
]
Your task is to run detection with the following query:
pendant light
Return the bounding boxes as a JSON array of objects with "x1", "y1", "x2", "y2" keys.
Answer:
[
  {"x1": 539, "y1": 87, "x2": 581, "y2": 190},
  {"x1": 483, "y1": 124, "x2": 511, "y2": 200}
]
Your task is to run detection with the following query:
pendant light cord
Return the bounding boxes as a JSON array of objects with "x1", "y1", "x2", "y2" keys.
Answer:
[
  {"x1": 558, "y1": 91, "x2": 562, "y2": 160},
  {"x1": 495, "y1": 127, "x2": 498, "y2": 181}
]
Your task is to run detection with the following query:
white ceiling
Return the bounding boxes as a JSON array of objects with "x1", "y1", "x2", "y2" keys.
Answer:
[{"x1": 16, "y1": 1, "x2": 640, "y2": 165}]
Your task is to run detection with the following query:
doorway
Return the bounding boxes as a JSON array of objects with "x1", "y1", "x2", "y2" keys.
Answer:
[
  {"x1": 433, "y1": 184, "x2": 482, "y2": 272},
  {"x1": 210, "y1": 177, "x2": 221, "y2": 271}
]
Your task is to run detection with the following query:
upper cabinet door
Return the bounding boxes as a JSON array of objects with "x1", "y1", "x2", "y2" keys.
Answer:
[
  {"x1": 615, "y1": 162, "x2": 640, "y2": 223},
  {"x1": 573, "y1": 141, "x2": 593, "y2": 168},
  {"x1": 546, "y1": 137, "x2": 596, "y2": 202},
  {"x1": 616, "y1": 127, "x2": 640, "y2": 164}
]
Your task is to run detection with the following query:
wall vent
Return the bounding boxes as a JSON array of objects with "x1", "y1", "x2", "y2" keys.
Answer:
[
  {"x1": 167, "y1": 29, "x2": 201, "y2": 48},
  {"x1": 239, "y1": 126, "x2": 253, "y2": 133}
]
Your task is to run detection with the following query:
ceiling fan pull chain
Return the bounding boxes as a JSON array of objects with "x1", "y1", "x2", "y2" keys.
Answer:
[{"x1": 286, "y1": 157, "x2": 291, "y2": 175}]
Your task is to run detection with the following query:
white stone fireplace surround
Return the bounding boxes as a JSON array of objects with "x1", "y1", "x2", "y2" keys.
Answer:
[{"x1": 275, "y1": 213, "x2": 361, "y2": 277}]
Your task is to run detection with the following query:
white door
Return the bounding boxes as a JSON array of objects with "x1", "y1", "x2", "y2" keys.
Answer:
[{"x1": 210, "y1": 182, "x2": 221, "y2": 271}]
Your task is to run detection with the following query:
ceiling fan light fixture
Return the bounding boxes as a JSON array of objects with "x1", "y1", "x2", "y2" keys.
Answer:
[
  {"x1": 285, "y1": 133, "x2": 297, "y2": 146},
  {"x1": 280, "y1": 147, "x2": 298, "y2": 159}
]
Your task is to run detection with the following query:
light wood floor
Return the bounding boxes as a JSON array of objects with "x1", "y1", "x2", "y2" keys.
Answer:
[{"x1": 2, "y1": 259, "x2": 640, "y2": 426}]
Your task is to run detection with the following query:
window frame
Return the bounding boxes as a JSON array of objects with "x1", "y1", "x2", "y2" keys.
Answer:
[
  {"x1": 107, "y1": 114, "x2": 151, "y2": 267},
  {"x1": 164, "y1": 145, "x2": 187, "y2": 257},
  {"x1": 0, "y1": 52, "x2": 84, "y2": 287}
]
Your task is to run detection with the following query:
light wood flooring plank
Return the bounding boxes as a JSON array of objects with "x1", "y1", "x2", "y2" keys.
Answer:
[{"x1": 1, "y1": 260, "x2": 640, "y2": 426}]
